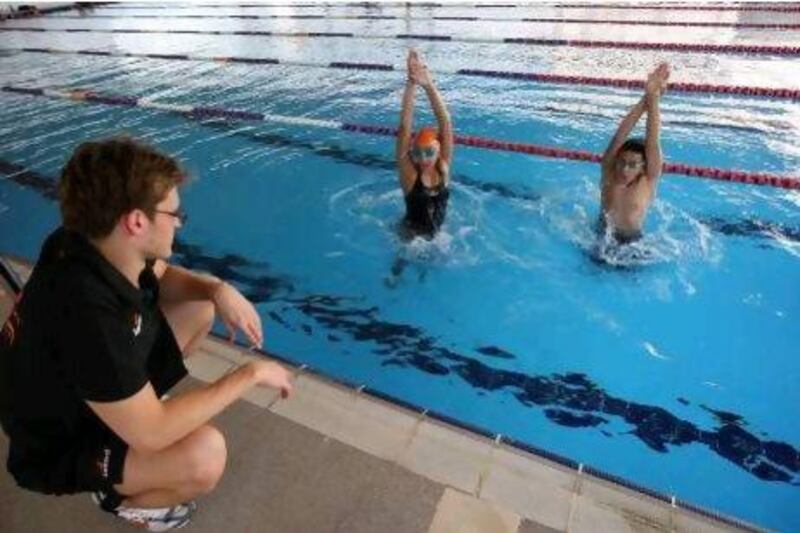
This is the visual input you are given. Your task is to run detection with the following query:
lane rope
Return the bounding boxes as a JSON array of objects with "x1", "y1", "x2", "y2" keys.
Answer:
[
  {"x1": 1, "y1": 26, "x2": 798, "y2": 57},
  {"x1": 47, "y1": 13, "x2": 800, "y2": 30},
  {"x1": 3, "y1": 84, "x2": 798, "y2": 190},
  {"x1": 96, "y1": 2, "x2": 800, "y2": 13}
]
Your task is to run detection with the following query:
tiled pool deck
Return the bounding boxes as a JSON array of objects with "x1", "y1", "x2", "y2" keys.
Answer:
[{"x1": 0, "y1": 254, "x2": 760, "y2": 532}]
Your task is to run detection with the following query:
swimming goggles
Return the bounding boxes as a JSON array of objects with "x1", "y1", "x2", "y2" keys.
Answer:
[{"x1": 412, "y1": 146, "x2": 437, "y2": 160}]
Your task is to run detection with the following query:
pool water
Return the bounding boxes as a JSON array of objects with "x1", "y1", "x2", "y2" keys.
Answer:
[{"x1": 1, "y1": 3, "x2": 799, "y2": 530}]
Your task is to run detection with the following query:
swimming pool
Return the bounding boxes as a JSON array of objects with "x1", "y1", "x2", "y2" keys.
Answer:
[{"x1": 1, "y1": 2, "x2": 799, "y2": 530}]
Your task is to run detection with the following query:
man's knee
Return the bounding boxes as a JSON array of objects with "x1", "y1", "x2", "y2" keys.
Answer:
[{"x1": 184, "y1": 425, "x2": 227, "y2": 493}]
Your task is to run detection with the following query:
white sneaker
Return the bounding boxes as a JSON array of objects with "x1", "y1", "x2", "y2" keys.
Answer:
[{"x1": 92, "y1": 491, "x2": 196, "y2": 531}]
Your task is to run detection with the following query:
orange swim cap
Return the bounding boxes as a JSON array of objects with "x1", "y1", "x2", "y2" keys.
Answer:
[{"x1": 414, "y1": 126, "x2": 439, "y2": 147}]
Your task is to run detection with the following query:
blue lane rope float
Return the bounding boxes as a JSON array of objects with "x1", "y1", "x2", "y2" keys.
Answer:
[
  {"x1": 1, "y1": 26, "x2": 799, "y2": 57},
  {"x1": 3, "y1": 84, "x2": 799, "y2": 190},
  {"x1": 8, "y1": 46, "x2": 799, "y2": 101}
]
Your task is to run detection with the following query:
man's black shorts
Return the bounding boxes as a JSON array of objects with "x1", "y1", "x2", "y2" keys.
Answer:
[
  {"x1": 6, "y1": 315, "x2": 185, "y2": 499},
  {"x1": 8, "y1": 425, "x2": 129, "y2": 498}
]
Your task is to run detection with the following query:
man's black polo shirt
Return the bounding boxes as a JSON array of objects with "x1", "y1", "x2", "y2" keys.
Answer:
[{"x1": 0, "y1": 227, "x2": 187, "y2": 492}]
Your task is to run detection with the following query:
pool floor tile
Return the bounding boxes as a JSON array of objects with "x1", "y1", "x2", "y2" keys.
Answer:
[
  {"x1": 479, "y1": 446, "x2": 574, "y2": 531},
  {"x1": 517, "y1": 519, "x2": 564, "y2": 533},
  {"x1": 330, "y1": 392, "x2": 422, "y2": 461},
  {"x1": 271, "y1": 373, "x2": 419, "y2": 461},
  {"x1": 428, "y1": 487, "x2": 521, "y2": 533},
  {"x1": 270, "y1": 373, "x2": 359, "y2": 432},
  {"x1": 672, "y1": 509, "x2": 757, "y2": 533},
  {"x1": 577, "y1": 476, "x2": 672, "y2": 531},
  {"x1": 569, "y1": 491, "x2": 668, "y2": 533},
  {"x1": 203, "y1": 335, "x2": 257, "y2": 366},
  {"x1": 184, "y1": 349, "x2": 235, "y2": 383},
  {"x1": 398, "y1": 419, "x2": 495, "y2": 495}
]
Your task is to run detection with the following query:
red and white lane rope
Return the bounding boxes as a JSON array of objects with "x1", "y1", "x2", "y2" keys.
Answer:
[
  {"x1": 98, "y1": 2, "x2": 800, "y2": 13},
  {"x1": 49, "y1": 13, "x2": 800, "y2": 30},
  {"x1": 3, "y1": 84, "x2": 798, "y2": 190}
]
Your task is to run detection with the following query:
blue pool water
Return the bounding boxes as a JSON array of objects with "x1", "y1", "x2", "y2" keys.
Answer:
[{"x1": 1, "y1": 3, "x2": 799, "y2": 530}]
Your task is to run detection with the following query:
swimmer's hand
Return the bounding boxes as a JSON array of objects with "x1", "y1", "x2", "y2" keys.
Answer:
[
  {"x1": 646, "y1": 62, "x2": 670, "y2": 97},
  {"x1": 407, "y1": 48, "x2": 417, "y2": 81},
  {"x1": 212, "y1": 281, "x2": 263, "y2": 349},
  {"x1": 407, "y1": 49, "x2": 433, "y2": 88}
]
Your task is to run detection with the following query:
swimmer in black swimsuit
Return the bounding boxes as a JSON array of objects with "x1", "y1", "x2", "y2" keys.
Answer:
[
  {"x1": 385, "y1": 50, "x2": 453, "y2": 287},
  {"x1": 402, "y1": 162, "x2": 450, "y2": 238},
  {"x1": 396, "y1": 49, "x2": 453, "y2": 240}
]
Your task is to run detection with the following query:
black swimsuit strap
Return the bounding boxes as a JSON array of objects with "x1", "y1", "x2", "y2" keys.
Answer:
[{"x1": 412, "y1": 160, "x2": 446, "y2": 192}]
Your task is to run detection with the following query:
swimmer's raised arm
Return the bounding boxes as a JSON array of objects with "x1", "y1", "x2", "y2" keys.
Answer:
[
  {"x1": 410, "y1": 51, "x2": 453, "y2": 168},
  {"x1": 602, "y1": 96, "x2": 646, "y2": 174},
  {"x1": 397, "y1": 51, "x2": 419, "y2": 191},
  {"x1": 396, "y1": 81, "x2": 416, "y2": 161},
  {"x1": 602, "y1": 62, "x2": 669, "y2": 179},
  {"x1": 644, "y1": 63, "x2": 670, "y2": 182}
]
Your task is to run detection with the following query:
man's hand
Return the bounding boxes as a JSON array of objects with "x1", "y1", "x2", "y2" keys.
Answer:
[
  {"x1": 248, "y1": 360, "x2": 293, "y2": 399},
  {"x1": 212, "y1": 282, "x2": 263, "y2": 349}
]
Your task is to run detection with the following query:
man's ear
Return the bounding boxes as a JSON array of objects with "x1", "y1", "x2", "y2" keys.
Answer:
[{"x1": 120, "y1": 209, "x2": 149, "y2": 237}]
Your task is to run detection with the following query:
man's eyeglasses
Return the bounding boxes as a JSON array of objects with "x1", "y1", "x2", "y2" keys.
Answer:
[{"x1": 154, "y1": 208, "x2": 188, "y2": 225}]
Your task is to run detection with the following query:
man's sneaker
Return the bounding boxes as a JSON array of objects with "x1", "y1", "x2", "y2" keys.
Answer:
[
  {"x1": 112, "y1": 502, "x2": 194, "y2": 531},
  {"x1": 92, "y1": 491, "x2": 196, "y2": 531}
]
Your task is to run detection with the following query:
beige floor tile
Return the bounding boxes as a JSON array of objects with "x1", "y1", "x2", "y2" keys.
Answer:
[
  {"x1": 479, "y1": 445, "x2": 574, "y2": 531},
  {"x1": 576, "y1": 476, "x2": 672, "y2": 531},
  {"x1": 338, "y1": 392, "x2": 421, "y2": 460},
  {"x1": 398, "y1": 419, "x2": 495, "y2": 495},
  {"x1": 184, "y1": 350, "x2": 235, "y2": 382},
  {"x1": 672, "y1": 509, "x2": 755, "y2": 533},
  {"x1": 270, "y1": 373, "x2": 359, "y2": 435},
  {"x1": 517, "y1": 519, "x2": 564, "y2": 533},
  {"x1": 268, "y1": 372, "x2": 421, "y2": 460},
  {"x1": 197, "y1": 340, "x2": 293, "y2": 407},
  {"x1": 569, "y1": 490, "x2": 671, "y2": 533},
  {"x1": 201, "y1": 335, "x2": 254, "y2": 366},
  {"x1": 428, "y1": 487, "x2": 520, "y2": 533}
]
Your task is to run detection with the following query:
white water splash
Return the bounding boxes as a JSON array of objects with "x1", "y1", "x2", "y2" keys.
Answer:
[{"x1": 643, "y1": 342, "x2": 671, "y2": 361}]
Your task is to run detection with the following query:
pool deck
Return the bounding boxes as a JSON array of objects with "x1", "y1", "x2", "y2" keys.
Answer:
[{"x1": 0, "y1": 254, "x2": 761, "y2": 533}]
